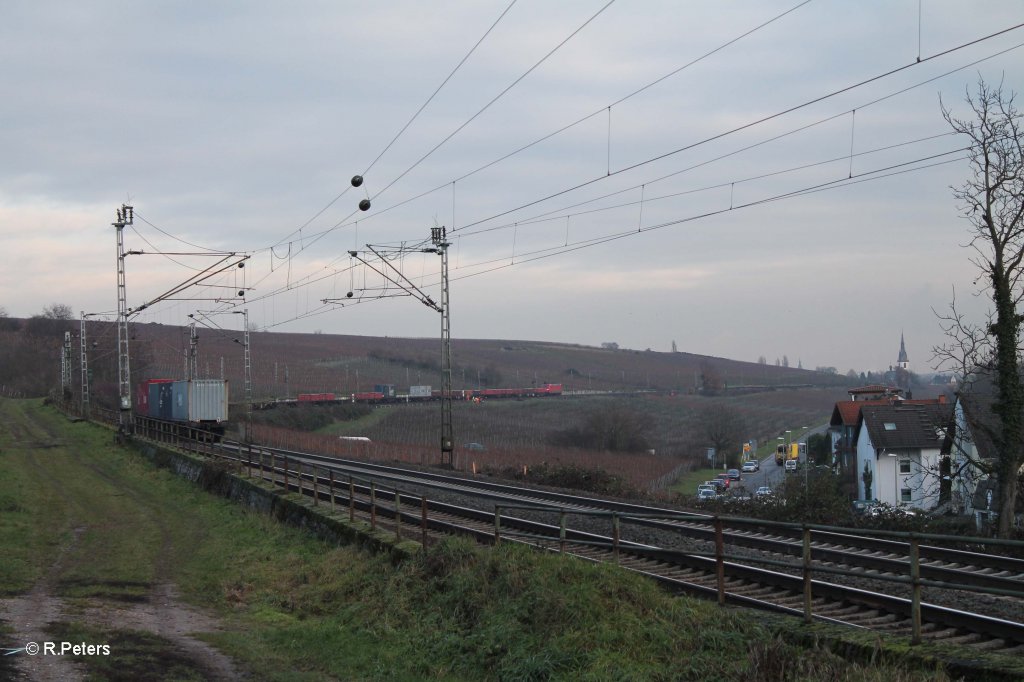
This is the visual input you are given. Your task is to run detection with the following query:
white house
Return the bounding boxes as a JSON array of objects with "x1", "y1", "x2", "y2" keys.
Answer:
[{"x1": 855, "y1": 402, "x2": 952, "y2": 509}]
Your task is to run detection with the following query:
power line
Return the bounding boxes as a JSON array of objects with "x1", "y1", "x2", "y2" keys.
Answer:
[
  {"x1": 453, "y1": 21, "x2": 1024, "y2": 234},
  {"x1": 367, "y1": 0, "x2": 618, "y2": 204},
  {"x1": 260, "y1": 1, "x2": 519, "y2": 257},
  {"x1": 246, "y1": 146, "x2": 967, "y2": 333},
  {"x1": 189, "y1": 19, "x2": 1024, "y2": 333},
  {"x1": 329, "y1": 0, "x2": 816, "y2": 230}
]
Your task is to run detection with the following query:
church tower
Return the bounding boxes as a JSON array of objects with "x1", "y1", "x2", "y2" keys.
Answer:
[{"x1": 897, "y1": 333, "x2": 909, "y2": 371}]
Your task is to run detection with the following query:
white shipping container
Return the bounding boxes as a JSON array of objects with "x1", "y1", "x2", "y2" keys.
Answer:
[
  {"x1": 188, "y1": 379, "x2": 229, "y2": 422},
  {"x1": 409, "y1": 385, "x2": 432, "y2": 398}
]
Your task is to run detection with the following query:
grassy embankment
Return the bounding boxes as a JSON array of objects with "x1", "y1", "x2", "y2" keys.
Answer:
[{"x1": 0, "y1": 398, "x2": 955, "y2": 680}]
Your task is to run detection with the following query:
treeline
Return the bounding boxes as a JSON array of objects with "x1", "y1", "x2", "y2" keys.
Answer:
[{"x1": 0, "y1": 304, "x2": 155, "y2": 405}]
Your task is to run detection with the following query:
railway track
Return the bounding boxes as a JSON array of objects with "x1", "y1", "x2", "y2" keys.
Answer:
[
  {"x1": 215, "y1": 439, "x2": 1024, "y2": 653},
  {"x1": 223, "y1": 440, "x2": 1024, "y2": 592}
]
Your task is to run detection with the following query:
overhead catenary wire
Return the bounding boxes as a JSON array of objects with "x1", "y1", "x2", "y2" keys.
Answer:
[
  {"x1": 336, "y1": 0, "x2": 817, "y2": 231},
  {"x1": 277, "y1": 32, "x2": 1024, "y2": 259},
  {"x1": 245, "y1": 143, "x2": 969, "y2": 333},
  {"x1": 260, "y1": 1, "x2": 519, "y2": 259},
  {"x1": 367, "y1": 0, "x2": 617, "y2": 206},
  {"x1": 173, "y1": 17, "x2": 1024, "y2": 335},
  {"x1": 453, "y1": 21, "x2": 1024, "y2": 234}
]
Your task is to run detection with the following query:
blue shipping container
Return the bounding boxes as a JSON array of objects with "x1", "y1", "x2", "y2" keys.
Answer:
[{"x1": 154, "y1": 382, "x2": 174, "y2": 419}]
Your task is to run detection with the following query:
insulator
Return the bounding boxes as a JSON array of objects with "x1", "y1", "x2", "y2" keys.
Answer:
[
  {"x1": 238, "y1": 262, "x2": 245, "y2": 268},
  {"x1": 346, "y1": 291, "x2": 353, "y2": 298},
  {"x1": 359, "y1": 199, "x2": 371, "y2": 212},
  {"x1": 351, "y1": 175, "x2": 363, "y2": 188},
  {"x1": 238, "y1": 290, "x2": 245, "y2": 297}
]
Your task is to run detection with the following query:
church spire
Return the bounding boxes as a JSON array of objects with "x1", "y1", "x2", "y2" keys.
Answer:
[{"x1": 897, "y1": 332, "x2": 909, "y2": 369}]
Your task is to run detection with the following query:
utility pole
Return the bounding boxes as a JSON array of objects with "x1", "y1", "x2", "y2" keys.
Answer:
[{"x1": 113, "y1": 204, "x2": 134, "y2": 438}]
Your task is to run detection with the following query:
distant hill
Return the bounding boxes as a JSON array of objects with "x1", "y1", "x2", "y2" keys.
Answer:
[{"x1": 0, "y1": 316, "x2": 851, "y2": 405}]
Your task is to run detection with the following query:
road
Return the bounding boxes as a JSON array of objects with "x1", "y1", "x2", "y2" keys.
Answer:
[{"x1": 730, "y1": 424, "x2": 830, "y2": 495}]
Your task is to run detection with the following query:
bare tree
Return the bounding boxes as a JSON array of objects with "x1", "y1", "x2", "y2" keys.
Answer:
[
  {"x1": 700, "y1": 405, "x2": 747, "y2": 468},
  {"x1": 935, "y1": 79, "x2": 1024, "y2": 537},
  {"x1": 42, "y1": 303, "x2": 74, "y2": 319}
]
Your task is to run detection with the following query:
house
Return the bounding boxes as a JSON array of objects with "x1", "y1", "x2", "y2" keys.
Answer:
[
  {"x1": 855, "y1": 402, "x2": 953, "y2": 509},
  {"x1": 828, "y1": 384, "x2": 946, "y2": 498},
  {"x1": 951, "y1": 373, "x2": 1024, "y2": 530}
]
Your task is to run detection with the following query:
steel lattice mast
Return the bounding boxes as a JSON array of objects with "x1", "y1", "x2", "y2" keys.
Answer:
[
  {"x1": 243, "y1": 308, "x2": 252, "y2": 421},
  {"x1": 113, "y1": 204, "x2": 133, "y2": 437},
  {"x1": 433, "y1": 227, "x2": 454, "y2": 464},
  {"x1": 79, "y1": 313, "x2": 90, "y2": 418}
]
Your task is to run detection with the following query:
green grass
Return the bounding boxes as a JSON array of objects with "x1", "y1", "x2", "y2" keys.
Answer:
[
  {"x1": 0, "y1": 398, "x2": 971, "y2": 680},
  {"x1": 673, "y1": 466, "x2": 729, "y2": 495}
]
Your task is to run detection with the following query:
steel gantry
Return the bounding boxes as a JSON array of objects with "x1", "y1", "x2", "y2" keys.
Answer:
[{"x1": 334, "y1": 225, "x2": 454, "y2": 466}]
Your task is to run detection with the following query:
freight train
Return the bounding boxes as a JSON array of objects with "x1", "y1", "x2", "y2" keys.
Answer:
[
  {"x1": 293, "y1": 383, "x2": 564, "y2": 405},
  {"x1": 135, "y1": 378, "x2": 229, "y2": 436}
]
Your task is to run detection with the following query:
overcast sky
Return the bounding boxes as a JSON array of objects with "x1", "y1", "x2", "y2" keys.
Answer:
[{"x1": 2, "y1": 1, "x2": 1023, "y2": 374}]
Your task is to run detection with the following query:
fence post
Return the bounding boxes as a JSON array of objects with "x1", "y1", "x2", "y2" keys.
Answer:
[
  {"x1": 297, "y1": 463, "x2": 304, "y2": 498},
  {"x1": 494, "y1": 506, "x2": 502, "y2": 546},
  {"x1": 283, "y1": 456, "x2": 289, "y2": 493},
  {"x1": 714, "y1": 517, "x2": 725, "y2": 606},
  {"x1": 559, "y1": 510, "x2": 567, "y2": 554},
  {"x1": 259, "y1": 450, "x2": 265, "y2": 481},
  {"x1": 612, "y1": 513, "x2": 620, "y2": 565},
  {"x1": 421, "y1": 496, "x2": 428, "y2": 549},
  {"x1": 330, "y1": 471, "x2": 336, "y2": 511},
  {"x1": 370, "y1": 482, "x2": 377, "y2": 530},
  {"x1": 349, "y1": 477, "x2": 355, "y2": 522},
  {"x1": 910, "y1": 534, "x2": 922, "y2": 645},
  {"x1": 312, "y1": 466, "x2": 319, "y2": 506},
  {"x1": 247, "y1": 444, "x2": 252, "y2": 478},
  {"x1": 803, "y1": 525, "x2": 813, "y2": 624},
  {"x1": 394, "y1": 490, "x2": 401, "y2": 541}
]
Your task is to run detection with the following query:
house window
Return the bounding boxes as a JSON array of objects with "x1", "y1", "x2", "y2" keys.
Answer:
[
  {"x1": 884, "y1": 423, "x2": 897, "y2": 431},
  {"x1": 901, "y1": 488, "x2": 912, "y2": 503},
  {"x1": 899, "y1": 459, "x2": 911, "y2": 474}
]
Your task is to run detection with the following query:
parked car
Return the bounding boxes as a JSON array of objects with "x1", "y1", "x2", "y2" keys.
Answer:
[
  {"x1": 464, "y1": 442, "x2": 486, "y2": 451},
  {"x1": 754, "y1": 486, "x2": 773, "y2": 498},
  {"x1": 697, "y1": 488, "x2": 719, "y2": 501},
  {"x1": 741, "y1": 460, "x2": 759, "y2": 473},
  {"x1": 726, "y1": 468, "x2": 741, "y2": 480}
]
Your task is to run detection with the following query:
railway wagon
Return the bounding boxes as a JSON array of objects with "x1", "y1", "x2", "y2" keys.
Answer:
[
  {"x1": 136, "y1": 378, "x2": 173, "y2": 416},
  {"x1": 373, "y1": 384, "x2": 397, "y2": 399},
  {"x1": 170, "y1": 379, "x2": 230, "y2": 424},
  {"x1": 409, "y1": 385, "x2": 432, "y2": 399},
  {"x1": 297, "y1": 392, "x2": 336, "y2": 402}
]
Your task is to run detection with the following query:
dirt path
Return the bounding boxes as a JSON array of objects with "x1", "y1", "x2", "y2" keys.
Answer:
[{"x1": 0, "y1": 401, "x2": 244, "y2": 681}]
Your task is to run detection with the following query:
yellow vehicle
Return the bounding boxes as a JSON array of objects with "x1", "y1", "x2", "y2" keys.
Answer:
[{"x1": 775, "y1": 442, "x2": 799, "y2": 466}]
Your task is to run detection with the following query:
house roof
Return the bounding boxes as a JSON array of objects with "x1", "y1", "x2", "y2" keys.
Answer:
[
  {"x1": 859, "y1": 402, "x2": 953, "y2": 451},
  {"x1": 831, "y1": 396, "x2": 948, "y2": 429},
  {"x1": 849, "y1": 384, "x2": 901, "y2": 395}
]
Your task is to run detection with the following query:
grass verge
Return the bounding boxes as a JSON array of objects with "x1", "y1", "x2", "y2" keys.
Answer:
[{"x1": 0, "y1": 398, "x2": 992, "y2": 680}]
